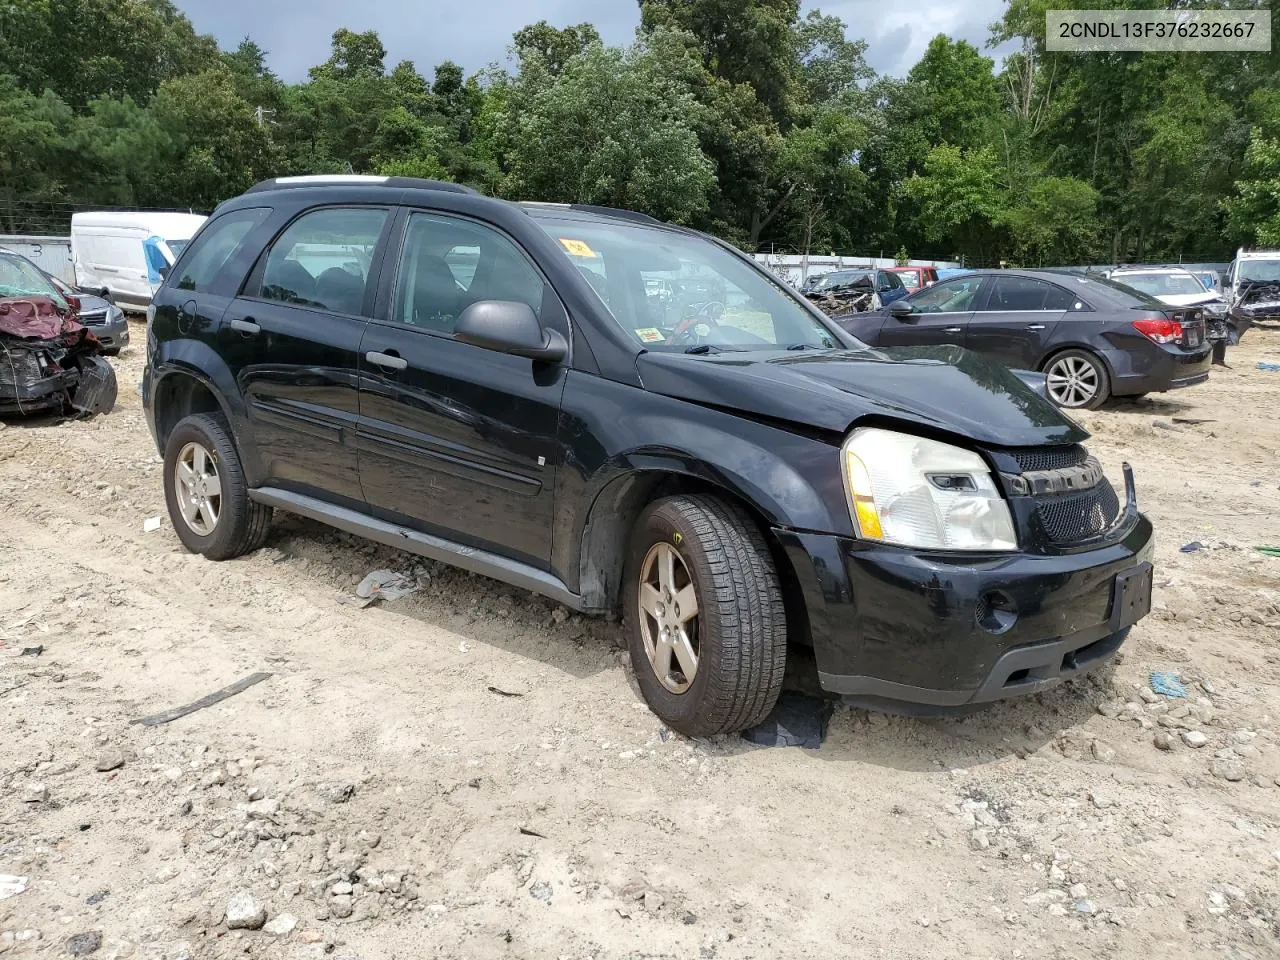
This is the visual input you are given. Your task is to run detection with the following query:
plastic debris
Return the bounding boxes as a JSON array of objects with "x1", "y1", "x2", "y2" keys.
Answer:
[
  {"x1": 131, "y1": 672, "x2": 272, "y2": 726},
  {"x1": 355, "y1": 569, "x2": 418, "y2": 601},
  {"x1": 1149, "y1": 671, "x2": 1187, "y2": 699},
  {"x1": 487, "y1": 685, "x2": 524, "y2": 698},
  {"x1": 741, "y1": 692, "x2": 834, "y2": 749},
  {"x1": 143, "y1": 517, "x2": 162, "y2": 533},
  {"x1": 1257, "y1": 361, "x2": 1280, "y2": 371},
  {"x1": 19, "y1": 645, "x2": 42, "y2": 657},
  {"x1": 1256, "y1": 546, "x2": 1280, "y2": 558},
  {"x1": 1179, "y1": 541, "x2": 1204, "y2": 553},
  {"x1": 0, "y1": 875, "x2": 28, "y2": 900}
]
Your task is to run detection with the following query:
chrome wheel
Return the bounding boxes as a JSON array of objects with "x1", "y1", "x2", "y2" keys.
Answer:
[
  {"x1": 173, "y1": 441, "x2": 222, "y2": 536},
  {"x1": 1045, "y1": 355, "x2": 1100, "y2": 408},
  {"x1": 637, "y1": 542, "x2": 700, "y2": 694}
]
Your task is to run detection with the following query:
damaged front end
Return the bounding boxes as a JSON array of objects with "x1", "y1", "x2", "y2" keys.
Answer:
[
  {"x1": 1224, "y1": 280, "x2": 1280, "y2": 342},
  {"x1": 0, "y1": 296, "x2": 117, "y2": 417},
  {"x1": 804, "y1": 284, "x2": 877, "y2": 317}
]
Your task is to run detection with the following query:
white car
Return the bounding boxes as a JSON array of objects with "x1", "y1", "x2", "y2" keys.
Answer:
[{"x1": 1107, "y1": 267, "x2": 1222, "y2": 309}]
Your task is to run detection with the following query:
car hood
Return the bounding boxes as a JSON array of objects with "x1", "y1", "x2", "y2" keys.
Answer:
[
  {"x1": 636, "y1": 345, "x2": 1087, "y2": 447},
  {"x1": 1152, "y1": 292, "x2": 1220, "y2": 307}
]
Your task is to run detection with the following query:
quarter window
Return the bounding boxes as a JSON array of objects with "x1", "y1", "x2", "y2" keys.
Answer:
[
  {"x1": 253, "y1": 207, "x2": 388, "y2": 315},
  {"x1": 1041, "y1": 284, "x2": 1076, "y2": 310},
  {"x1": 391, "y1": 212, "x2": 544, "y2": 335},
  {"x1": 173, "y1": 208, "x2": 269, "y2": 293}
]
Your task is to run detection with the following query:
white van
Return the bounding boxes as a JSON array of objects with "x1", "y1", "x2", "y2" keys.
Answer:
[{"x1": 71, "y1": 212, "x2": 208, "y2": 309}]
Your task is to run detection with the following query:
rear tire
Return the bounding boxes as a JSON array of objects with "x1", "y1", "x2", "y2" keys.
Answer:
[
  {"x1": 163, "y1": 413, "x2": 272, "y2": 560},
  {"x1": 622, "y1": 495, "x2": 786, "y2": 737},
  {"x1": 1043, "y1": 349, "x2": 1111, "y2": 410}
]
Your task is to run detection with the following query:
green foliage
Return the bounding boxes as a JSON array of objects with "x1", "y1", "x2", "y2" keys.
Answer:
[{"x1": 1, "y1": 0, "x2": 1277, "y2": 266}]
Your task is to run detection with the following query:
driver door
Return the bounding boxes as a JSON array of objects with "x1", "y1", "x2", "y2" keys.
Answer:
[{"x1": 877, "y1": 275, "x2": 987, "y2": 348}]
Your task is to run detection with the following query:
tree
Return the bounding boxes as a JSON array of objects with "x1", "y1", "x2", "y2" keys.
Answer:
[
  {"x1": 1224, "y1": 130, "x2": 1280, "y2": 246},
  {"x1": 310, "y1": 28, "x2": 387, "y2": 81},
  {"x1": 905, "y1": 145, "x2": 1005, "y2": 263},
  {"x1": 905, "y1": 36, "x2": 1003, "y2": 151},
  {"x1": 512, "y1": 21, "x2": 602, "y2": 75},
  {"x1": 501, "y1": 43, "x2": 715, "y2": 223}
]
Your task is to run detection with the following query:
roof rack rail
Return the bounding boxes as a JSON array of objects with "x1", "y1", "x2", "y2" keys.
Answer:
[
  {"x1": 567, "y1": 204, "x2": 662, "y2": 225},
  {"x1": 244, "y1": 175, "x2": 478, "y2": 195}
]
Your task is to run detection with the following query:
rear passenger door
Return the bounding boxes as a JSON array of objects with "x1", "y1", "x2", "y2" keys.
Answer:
[
  {"x1": 221, "y1": 205, "x2": 392, "y2": 505},
  {"x1": 966, "y1": 276, "x2": 1069, "y2": 369},
  {"x1": 356, "y1": 209, "x2": 567, "y2": 568},
  {"x1": 876, "y1": 275, "x2": 986, "y2": 349}
]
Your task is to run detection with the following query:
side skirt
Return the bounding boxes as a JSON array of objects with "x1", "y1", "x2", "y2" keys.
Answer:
[{"x1": 248, "y1": 487, "x2": 585, "y2": 611}]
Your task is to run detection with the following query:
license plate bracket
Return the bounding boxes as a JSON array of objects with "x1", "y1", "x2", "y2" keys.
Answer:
[{"x1": 1110, "y1": 562, "x2": 1154, "y2": 632}]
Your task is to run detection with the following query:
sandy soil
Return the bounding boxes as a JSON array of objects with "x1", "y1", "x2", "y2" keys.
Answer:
[{"x1": 1, "y1": 327, "x2": 1278, "y2": 960}]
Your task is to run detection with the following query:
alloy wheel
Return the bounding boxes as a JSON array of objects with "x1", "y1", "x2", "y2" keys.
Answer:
[
  {"x1": 1045, "y1": 355, "x2": 1100, "y2": 408},
  {"x1": 637, "y1": 542, "x2": 700, "y2": 694},
  {"x1": 174, "y1": 441, "x2": 222, "y2": 536}
]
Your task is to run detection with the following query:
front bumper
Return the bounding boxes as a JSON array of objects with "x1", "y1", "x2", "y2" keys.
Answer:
[
  {"x1": 776, "y1": 491, "x2": 1154, "y2": 714},
  {"x1": 84, "y1": 314, "x2": 131, "y2": 351}
]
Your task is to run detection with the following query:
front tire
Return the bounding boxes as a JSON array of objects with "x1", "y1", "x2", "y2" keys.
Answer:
[
  {"x1": 622, "y1": 495, "x2": 786, "y2": 737},
  {"x1": 162, "y1": 413, "x2": 272, "y2": 560},
  {"x1": 1044, "y1": 349, "x2": 1111, "y2": 410}
]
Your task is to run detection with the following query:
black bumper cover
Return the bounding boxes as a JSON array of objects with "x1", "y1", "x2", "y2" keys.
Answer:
[{"x1": 777, "y1": 470, "x2": 1155, "y2": 714}]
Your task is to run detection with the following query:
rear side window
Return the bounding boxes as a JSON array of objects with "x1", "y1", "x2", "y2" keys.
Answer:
[
  {"x1": 173, "y1": 208, "x2": 269, "y2": 292},
  {"x1": 986, "y1": 276, "x2": 1055, "y2": 311},
  {"x1": 253, "y1": 207, "x2": 388, "y2": 316}
]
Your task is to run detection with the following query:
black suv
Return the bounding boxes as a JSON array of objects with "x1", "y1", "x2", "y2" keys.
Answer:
[{"x1": 143, "y1": 176, "x2": 1154, "y2": 736}]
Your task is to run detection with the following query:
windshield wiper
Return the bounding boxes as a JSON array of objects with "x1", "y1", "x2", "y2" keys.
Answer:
[{"x1": 684, "y1": 343, "x2": 720, "y2": 354}]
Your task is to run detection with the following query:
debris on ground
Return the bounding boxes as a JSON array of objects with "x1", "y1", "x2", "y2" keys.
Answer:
[
  {"x1": 131, "y1": 671, "x2": 272, "y2": 726},
  {"x1": 355, "y1": 569, "x2": 419, "y2": 602},
  {"x1": 1180, "y1": 541, "x2": 1204, "y2": 553},
  {"x1": 19, "y1": 645, "x2": 42, "y2": 656},
  {"x1": 0, "y1": 875, "x2": 28, "y2": 900},
  {"x1": 741, "y1": 692, "x2": 834, "y2": 749},
  {"x1": 1255, "y1": 545, "x2": 1280, "y2": 557},
  {"x1": 1149, "y1": 671, "x2": 1187, "y2": 699},
  {"x1": 142, "y1": 517, "x2": 161, "y2": 533},
  {"x1": 1257, "y1": 361, "x2": 1280, "y2": 371},
  {"x1": 487, "y1": 685, "x2": 524, "y2": 698}
]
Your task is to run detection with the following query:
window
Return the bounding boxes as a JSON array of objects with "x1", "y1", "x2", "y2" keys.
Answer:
[
  {"x1": 985, "y1": 276, "x2": 1057, "y2": 311},
  {"x1": 908, "y1": 276, "x2": 984, "y2": 314},
  {"x1": 173, "y1": 208, "x2": 269, "y2": 293},
  {"x1": 254, "y1": 207, "x2": 387, "y2": 315},
  {"x1": 531, "y1": 215, "x2": 840, "y2": 352},
  {"x1": 878, "y1": 271, "x2": 902, "y2": 292},
  {"x1": 1042, "y1": 284, "x2": 1077, "y2": 310},
  {"x1": 392, "y1": 212, "x2": 544, "y2": 334}
]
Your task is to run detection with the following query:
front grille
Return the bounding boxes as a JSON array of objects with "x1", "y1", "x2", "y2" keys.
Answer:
[
  {"x1": 1036, "y1": 483, "x2": 1120, "y2": 543},
  {"x1": 1008, "y1": 444, "x2": 1088, "y2": 473},
  {"x1": 79, "y1": 311, "x2": 109, "y2": 325}
]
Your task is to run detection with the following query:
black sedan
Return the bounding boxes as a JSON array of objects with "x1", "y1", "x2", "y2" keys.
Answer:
[{"x1": 839, "y1": 270, "x2": 1212, "y2": 408}]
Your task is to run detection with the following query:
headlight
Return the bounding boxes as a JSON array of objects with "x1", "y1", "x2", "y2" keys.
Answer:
[
  {"x1": 841, "y1": 427, "x2": 1017, "y2": 551},
  {"x1": 109, "y1": 305, "x2": 125, "y2": 322}
]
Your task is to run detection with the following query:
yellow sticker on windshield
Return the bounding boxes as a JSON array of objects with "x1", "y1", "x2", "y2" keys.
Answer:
[
  {"x1": 559, "y1": 238, "x2": 598, "y2": 258},
  {"x1": 636, "y1": 327, "x2": 665, "y2": 343}
]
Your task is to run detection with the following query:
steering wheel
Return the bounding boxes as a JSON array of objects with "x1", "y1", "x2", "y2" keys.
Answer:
[{"x1": 668, "y1": 300, "x2": 725, "y2": 344}]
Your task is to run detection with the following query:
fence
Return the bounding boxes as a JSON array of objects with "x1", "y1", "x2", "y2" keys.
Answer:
[{"x1": 0, "y1": 235, "x2": 75, "y2": 284}]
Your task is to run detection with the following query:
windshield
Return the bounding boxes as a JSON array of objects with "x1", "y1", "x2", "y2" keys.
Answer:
[
  {"x1": 533, "y1": 216, "x2": 843, "y2": 352},
  {"x1": 894, "y1": 269, "x2": 922, "y2": 285},
  {"x1": 0, "y1": 254, "x2": 65, "y2": 306},
  {"x1": 1239, "y1": 259, "x2": 1280, "y2": 284},
  {"x1": 1113, "y1": 272, "x2": 1206, "y2": 296}
]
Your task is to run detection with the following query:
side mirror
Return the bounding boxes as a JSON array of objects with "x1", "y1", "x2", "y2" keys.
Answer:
[
  {"x1": 888, "y1": 299, "x2": 914, "y2": 320},
  {"x1": 455, "y1": 300, "x2": 567, "y2": 363}
]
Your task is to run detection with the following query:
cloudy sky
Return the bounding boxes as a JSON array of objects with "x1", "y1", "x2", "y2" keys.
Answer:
[{"x1": 175, "y1": 0, "x2": 1014, "y2": 82}]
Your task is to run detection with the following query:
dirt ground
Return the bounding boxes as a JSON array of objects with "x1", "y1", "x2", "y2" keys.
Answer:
[{"x1": 2, "y1": 327, "x2": 1279, "y2": 960}]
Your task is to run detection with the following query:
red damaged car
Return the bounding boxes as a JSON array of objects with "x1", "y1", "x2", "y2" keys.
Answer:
[
  {"x1": 887, "y1": 265, "x2": 939, "y2": 292},
  {"x1": 0, "y1": 250, "x2": 117, "y2": 417}
]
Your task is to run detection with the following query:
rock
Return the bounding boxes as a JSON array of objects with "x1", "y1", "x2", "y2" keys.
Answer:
[
  {"x1": 95, "y1": 751, "x2": 125, "y2": 773},
  {"x1": 244, "y1": 799, "x2": 279, "y2": 820},
  {"x1": 22, "y1": 782, "x2": 48, "y2": 803},
  {"x1": 67, "y1": 932, "x2": 103, "y2": 956},
  {"x1": 644, "y1": 891, "x2": 664, "y2": 914},
  {"x1": 1047, "y1": 904, "x2": 1069, "y2": 917},
  {"x1": 1181, "y1": 731, "x2": 1208, "y2": 748},
  {"x1": 1074, "y1": 900, "x2": 1096, "y2": 916},
  {"x1": 1049, "y1": 865, "x2": 1067, "y2": 883},
  {"x1": 1211, "y1": 758, "x2": 1246, "y2": 782},
  {"x1": 1207, "y1": 890, "x2": 1228, "y2": 916},
  {"x1": 1222, "y1": 884, "x2": 1247, "y2": 902},
  {"x1": 1233, "y1": 730, "x2": 1256, "y2": 745},
  {"x1": 162, "y1": 767, "x2": 183, "y2": 782},
  {"x1": 528, "y1": 881, "x2": 553, "y2": 902},
  {"x1": 330, "y1": 895, "x2": 354, "y2": 919},
  {"x1": 1154, "y1": 731, "x2": 1175, "y2": 751},
  {"x1": 262, "y1": 914, "x2": 297, "y2": 937},
  {"x1": 1091, "y1": 741, "x2": 1116, "y2": 763},
  {"x1": 969, "y1": 829, "x2": 991, "y2": 851},
  {"x1": 1236, "y1": 745, "x2": 1262, "y2": 760},
  {"x1": 329, "y1": 882, "x2": 353, "y2": 896},
  {"x1": 1069, "y1": 884, "x2": 1089, "y2": 900},
  {"x1": 1138, "y1": 687, "x2": 1161, "y2": 704},
  {"x1": 1112, "y1": 878, "x2": 1128, "y2": 892},
  {"x1": 1090, "y1": 791, "x2": 1115, "y2": 810},
  {"x1": 201, "y1": 768, "x2": 227, "y2": 788},
  {"x1": 1097, "y1": 699, "x2": 1124, "y2": 719},
  {"x1": 224, "y1": 890, "x2": 266, "y2": 930},
  {"x1": 246, "y1": 785, "x2": 265, "y2": 801}
]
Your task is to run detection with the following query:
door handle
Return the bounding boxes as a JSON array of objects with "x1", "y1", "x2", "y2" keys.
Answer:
[
  {"x1": 1026, "y1": 323, "x2": 1046, "y2": 331},
  {"x1": 365, "y1": 350, "x2": 408, "y2": 371},
  {"x1": 943, "y1": 326, "x2": 962, "y2": 334},
  {"x1": 230, "y1": 318, "x2": 261, "y2": 335}
]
